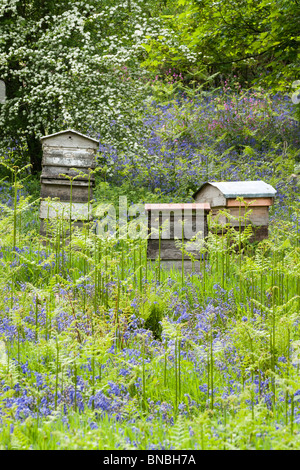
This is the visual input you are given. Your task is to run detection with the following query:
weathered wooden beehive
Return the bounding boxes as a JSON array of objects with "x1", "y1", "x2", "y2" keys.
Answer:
[
  {"x1": 39, "y1": 129, "x2": 99, "y2": 236},
  {"x1": 192, "y1": 180, "x2": 276, "y2": 241},
  {"x1": 145, "y1": 203, "x2": 210, "y2": 270}
]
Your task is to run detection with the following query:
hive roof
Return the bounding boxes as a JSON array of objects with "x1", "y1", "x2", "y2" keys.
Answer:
[{"x1": 193, "y1": 180, "x2": 276, "y2": 199}]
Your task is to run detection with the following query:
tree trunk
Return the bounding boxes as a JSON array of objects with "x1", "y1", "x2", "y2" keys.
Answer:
[{"x1": 26, "y1": 134, "x2": 42, "y2": 174}]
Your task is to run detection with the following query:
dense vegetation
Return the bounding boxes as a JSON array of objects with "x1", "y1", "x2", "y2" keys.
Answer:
[{"x1": 0, "y1": 0, "x2": 300, "y2": 451}]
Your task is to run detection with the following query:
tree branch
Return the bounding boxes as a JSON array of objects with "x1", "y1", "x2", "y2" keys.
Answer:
[{"x1": 205, "y1": 42, "x2": 287, "y2": 66}]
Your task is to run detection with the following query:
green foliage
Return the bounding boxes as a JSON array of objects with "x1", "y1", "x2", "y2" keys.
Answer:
[
  {"x1": 141, "y1": 0, "x2": 300, "y2": 91},
  {"x1": 0, "y1": 1, "x2": 300, "y2": 450},
  {"x1": 0, "y1": 0, "x2": 168, "y2": 172},
  {"x1": 143, "y1": 295, "x2": 165, "y2": 340},
  {"x1": 94, "y1": 180, "x2": 183, "y2": 207},
  {"x1": 0, "y1": 176, "x2": 300, "y2": 448}
]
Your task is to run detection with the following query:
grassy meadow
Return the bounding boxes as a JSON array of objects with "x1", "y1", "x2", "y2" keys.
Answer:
[{"x1": 0, "y1": 82, "x2": 300, "y2": 450}]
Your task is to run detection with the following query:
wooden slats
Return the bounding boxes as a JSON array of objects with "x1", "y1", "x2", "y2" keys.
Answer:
[
  {"x1": 147, "y1": 239, "x2": 203, "y2": 260},
  {"x1": 41, "y1": 130, "x2": 99, "y2": 149},
  {"x1": 42, "y1": 148, "x2": 96, "y2": 169},
  {"x1": 41, "y1": 165, "x2": 95, "y2": 181},
  {"x1": 226, "y1": 197, "x2": 274, "y2": 207},
  {"x1": 41, "y1": 178, "x2": 90, "y2": 187},
  {"x1": 40, "y1": 219, "x2": 87, "y2": 237},
  {"x1": 40, "y1": 201, "x2": 92, "y2": 220},
  {"x1": 192, "y1": 181, "x2": 275, "y2": 243},
  {"x1": 211, "y1": 206, "x2": 269, "y2": 227},
  {"x1": 146, "y1": 205, "x2": 209, "y2": 261},
  {"x1": 39, "y1": 130, "x2": 98, "y2": 233},
  {"x1": 40, "y1": 183, "x2": 93, "y2": 203},
  {"x1": 145, "y1": 203, "x2": 210, "y2": 211}
]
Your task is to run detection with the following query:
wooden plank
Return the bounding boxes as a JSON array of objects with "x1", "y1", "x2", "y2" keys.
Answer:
[
  {"x1": 233, "y1": 225, "x2": 269, "y2": 243},
  {"x1": 41, "y1": 131, "x2": 98, "y2": 149},
  {"x1": 41, "y1": 165, "x2": 95, "y2": 181},
  {"x1": 43, "y1": 147, "x2": 95, "y2": 157},
  {"x1": 158, "y1": 260, "x2": 205, "y2": 273},
  {"x1": 41, "y1": 184, "x2": 92, "y2": 203},
  {"x1": 42, "y1": 156, "x2": 96, "y2": 169},
  {"x1": 40, "y1": 219, "x2": 88, "y2": 236},
  {"x1": 41, "y1": 178, "x2": 91, "y2": 187},
  {"x1": 253, "y1": 226, "x2": 268, "y2": 241},
  {"x1": 148, "y1": 210, "x2": 207, "y2": 239},
  {"x1": 210, "y1": 209, "x2": 227, "y2": 226},
  {"x1": 229, "y1": 207, "x2": 269, "y2": 226},
  {"x1": 193, "y1": 184, "x2": 226, "y2": 207},
  {"x1": 147, "y1": 239, "x2": 203, "y2": 260},
  {"x1": 211, "y1": 207, "x2": 269, "y2": 227},
  {"x1": 40, "y1": 201, "x2": 92, "y2": 220},
  {"x1": 226, "y1": 197, "x2": 274, "y2": 207},
  {"x1": 42, "y1": 148, "x2": 96, "y2": 168},
  {"x1": 215, "y1": 225, "x2": 269, "y2": 243},
  {"x1": 145, "y1": 203, "x2": 210, "y2": 211}
]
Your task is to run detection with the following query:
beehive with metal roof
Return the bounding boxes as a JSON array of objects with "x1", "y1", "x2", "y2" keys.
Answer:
[{"x1": 192, "y1": 180, "x2": 276, "y2": 241}]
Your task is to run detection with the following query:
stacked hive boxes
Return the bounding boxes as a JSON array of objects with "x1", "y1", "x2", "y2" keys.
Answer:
[
  {"x1": 145, "y1": 203, "x2": 210, "y2": 270},
  {"x1": 192, "y1": 180, "x2": 276, "y2": 241},
  {"x1": 39, "y1": 129, "x2": 99, "y2": 236}
]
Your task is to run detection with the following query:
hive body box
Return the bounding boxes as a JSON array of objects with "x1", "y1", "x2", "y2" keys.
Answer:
[
  {"x1": 145, "y1": 203, "x2": 210, "y2": 271},
  {"x1": 193, "y1": 181, "x2": 276, "y2": 241},
  {"x1": 39, "y1": 130, "x2": 99, "y2": 236}
]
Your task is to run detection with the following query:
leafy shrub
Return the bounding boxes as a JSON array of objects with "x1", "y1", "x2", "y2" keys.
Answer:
[{"x1": 143, "y1": 295, "x2": 166, "y2": 340}]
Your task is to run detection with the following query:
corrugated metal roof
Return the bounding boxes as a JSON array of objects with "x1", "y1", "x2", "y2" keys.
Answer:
[
  {"x1": 193, "y1": 180, "x2": 276, "y2": 199},
  {"x1": 41, "y1": 129, "x2": 99, "y2": 144}
]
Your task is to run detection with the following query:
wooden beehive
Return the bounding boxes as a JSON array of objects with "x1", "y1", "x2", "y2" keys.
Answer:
[
  {"x1": 39, "y1": 129, "x2": 99, "y2": 236},
  {"x1": 192, "y1": 181, "x2": 276, "y2": 241},
  {"x1": 145, "y1": 203, "x2": 210, "y2": 271}
]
